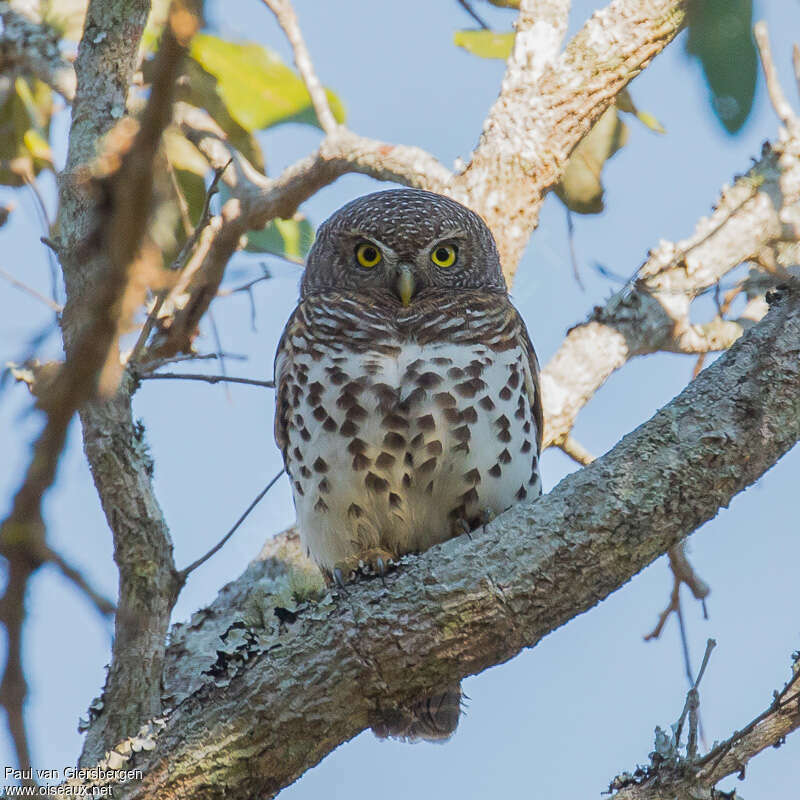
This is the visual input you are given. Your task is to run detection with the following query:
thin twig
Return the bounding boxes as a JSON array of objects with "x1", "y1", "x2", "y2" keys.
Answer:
[
  {"x1": 129, "y1": 158, "x2": 232, "y2": 365},
  {"x1": 673, "y1": 638, "x2": 716, "y2": 760},
  {"x1": 696, "y1": 664, "x2": 800, "y2": 778},
  {"x1": 21, "y1": 172, "x2": 60, "y2": 307},
  {"x1": 166, "y1": 157, "x2": 193, "y2": 237},
  {"x1": 40, "y1": 236, "x2": 60, "y2": 254},
  {"x1": 207, "y1": 307, "x2": 230, "y2": 399},
  {"x1": 754, "y1": 22, "x2": 798, "y2": 131},
  {"x1": 139, "y1": 372, "x2": 275, "y2": 388},
  {"x1": 565, "y1": 208, "x2": 585, "y2": 291},
  {"x1": 645, "y1": 543, "x2": 710, "y2": 644},
  {"x1": 217, "y1": 266, "x2": 273, "y2": 297},
  {"x1": 261, "y1": 0, "x2": 338, "y2": 134},
  {"x1": 179, "y1": 469, "x2": 285, "y2": 580},
  {"x1": 457, "y1": 0, "x2": 490, "y2": 29},
  {"x1": 0, "y1": 266, "x2": 63, "y2": 312},
  {"x1": 793, "y1": 45, "x2": 800, "y2": 100},
  {"x1": 44, "y1": 546, "x2": 116, "y2": 617},
  {"x1": 137, "y1": 351, "x2": 247, "y2": 374}
]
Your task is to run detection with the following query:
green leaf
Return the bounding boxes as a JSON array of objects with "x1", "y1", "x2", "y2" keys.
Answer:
[
  {"x1": 245, "y1": 217, "x2": 315, "y2": 261},
  {"x1": 188, "y1": 33, "x2": 346, "y2": 132},
  {"x1": 453, "y1": 30, "x2": 515, "y2": 60},
  {"x1": 173, "y1": 61, "x2": 266, "y2": 172},
  {"x1": 616, "y1": 88, "x2": 666, "y2": 134},
  {"x1": 687, "y1": 0, "x2": 756, "y2": 134},
  {"x1": 486, "y1": 0, "x2": 520, "y2": 8},
  {"x1": 0, "y1": 78, "x2": 54, "y2": 186},
  {"x1": 554, "y1": 106, "x2": 628, "y2": 215}
]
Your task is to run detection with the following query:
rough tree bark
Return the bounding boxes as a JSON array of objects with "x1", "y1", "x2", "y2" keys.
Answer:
[
  {"x1": 85, "y1": 283, "x2": 798, "y2": 799},
  {"x1": 3, "y1": 0, "x2": 799, "y2": 797}
]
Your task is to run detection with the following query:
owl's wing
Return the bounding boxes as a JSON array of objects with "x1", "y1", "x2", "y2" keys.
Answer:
[
  {"x1": 273, "y1": 304, "x2": 301, "y2": 458},
  {"x1": 513, "y1": 311, "x2": 544, "y2": 455}
]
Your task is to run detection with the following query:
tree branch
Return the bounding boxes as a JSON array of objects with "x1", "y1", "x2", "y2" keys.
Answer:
[
  {"x1": 610, "y1": 650, "x2": 800, "y2": 799},
  {"x1": 80, "y1": 284, "x2": 800, "y2": 800},
  {"x1": 0, "y1": 5, "x2": 77, "y2": 101},
  {"x1": 138, "y1": 372, "x2": 274, "y2": 388},
  {"x1": 754, "y1": 21, "x2": 799, "y2": 134},
  {"x1": 52, "y1": 0, "x2": 202, "y2": 766},
  {"x1": 454, "y1": 0, "x2": 688, "y2": 275},
  {"x1": 261, "y1": 0, "x2": 339, "y2": 134},
  {"x1": 540, "y1": 137, "x2": 798, "y2": 449}
]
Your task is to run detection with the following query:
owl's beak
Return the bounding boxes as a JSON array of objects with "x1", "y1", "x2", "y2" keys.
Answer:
[{"x1": 395, "y1": 264, "x2": 415, "y2": 307}]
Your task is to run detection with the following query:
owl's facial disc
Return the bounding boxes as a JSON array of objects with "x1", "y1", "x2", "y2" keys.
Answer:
[{"x1": 395, "y1": 264, "x2": 415, "y2": 307}]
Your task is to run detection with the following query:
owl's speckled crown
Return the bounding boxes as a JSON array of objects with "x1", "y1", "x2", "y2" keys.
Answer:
[{"x1": 301, "y1": 188, "x2": 506, "y2": 297}]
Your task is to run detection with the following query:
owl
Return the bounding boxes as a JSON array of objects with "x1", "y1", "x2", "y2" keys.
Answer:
[{"x1": 274, "y1": 188, "x2": 543, "y2": 740}]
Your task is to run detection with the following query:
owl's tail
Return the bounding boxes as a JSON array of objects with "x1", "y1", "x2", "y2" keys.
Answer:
[{"x1": 371, "y1": 682, "x2": 463, "y2": 743}]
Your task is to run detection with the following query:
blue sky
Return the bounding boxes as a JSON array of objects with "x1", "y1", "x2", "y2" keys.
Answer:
[{"x1": 1, "y1": 1, "x2": 798, "y2": 797}]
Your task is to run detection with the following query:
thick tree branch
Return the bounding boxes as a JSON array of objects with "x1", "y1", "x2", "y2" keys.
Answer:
[
  {"x1": 78, "y1": 284, "x2": 800, "y2": 800},
  {"x1": 540, "y1": 138, "x2": 798, "y2": 448},
  {"x1": 52, "y1": 0, "x2": 201, "y2": 766},
  {"x1": 454, "y1": 0, "x2": 688, "y2": 275}
]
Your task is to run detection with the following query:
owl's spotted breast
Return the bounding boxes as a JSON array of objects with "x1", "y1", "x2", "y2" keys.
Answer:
[{"x1": 275, "y1": 290, "x2": 542, "y2": 577}]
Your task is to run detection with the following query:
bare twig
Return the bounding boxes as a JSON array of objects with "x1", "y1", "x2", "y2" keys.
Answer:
[
  {"x1": 644, "y1": 543, "x2": 709, "y2": 646},
  {"x1": 456, "y1": 0, "x2": 490, "y2": 29},
  {"x1": 695, "y1": 659, "x2": 800, "y2": 782},
  {"x1": 166, "y1": 157, "x2": 194, "y2": 237},
  {"x1": 565, "y1": 208, "x2": 585, "y2": 291},
  {"x1": 261, "y1": 0, "x2": 338, "y2": 135},
  {"x1": 129, "y1": 158, "x2": 232, "y2": 365},
  {"x1": 793, "y1": 45, "x2": 800, "y2": 99},
  {"x1": 178, "y1": 469, "x2": 285, "y2": 580},
  {"x1": 44, "y1": 547, "x2": 116, "y2": 617},
  {"x1": 40, "y1": 236, "x2": 60, "y2": 254},
  {"x1": 21, "y1": 172, "x2": 60, "y2": 307},
  {"x1": 138, "y1": 372, "x2": 274, "y2": 388},
  {"x1": 137, "y1": 351, "x2": 247, "y2": 374},
  {"x1": 754, "y1": 21, "x2": 798, "y2": 132},
  {"x1": 216, "y1": 265, "x2": 273, "y2": 297},
  {"x1": 673, "y1": 638, "x2": 716, "y2": 759},
  {"x1": 0, "y1": 266, "x2": 63, "y2": 313}
]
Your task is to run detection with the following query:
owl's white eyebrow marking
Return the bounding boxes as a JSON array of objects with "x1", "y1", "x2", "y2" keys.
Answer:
[
  {"x1": 434, "y1": 228, "x2": 464, "y2": 240},
  {"x1": 343, "y1": 231, "x2": 397, "y2": 259}
]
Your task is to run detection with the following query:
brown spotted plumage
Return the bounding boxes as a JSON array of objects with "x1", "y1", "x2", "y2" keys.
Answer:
[{"x1": 274, "y1": 188, "x2": 543, "y2": 741}]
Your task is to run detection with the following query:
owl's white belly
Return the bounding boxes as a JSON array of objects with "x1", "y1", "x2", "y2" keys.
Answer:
[{"x1": 282, "y1": 339, "x2": 540, "y2": 574}]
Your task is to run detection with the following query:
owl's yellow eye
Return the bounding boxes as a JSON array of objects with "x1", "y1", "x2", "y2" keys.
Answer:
[
  {"x1": 355, "y1": 242, "x2": 382, "y2": 268},
  {"x1": 431, "y1": 244, "x2": 457, "y2": 268}
]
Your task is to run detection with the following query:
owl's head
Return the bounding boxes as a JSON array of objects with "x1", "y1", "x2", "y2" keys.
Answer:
[{"x1": 301, "y1": 189, "x2": 506, "y2": 304}]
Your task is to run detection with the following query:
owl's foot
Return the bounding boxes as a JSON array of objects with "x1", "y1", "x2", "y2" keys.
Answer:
[
  {"x1": 329, "y1": 547, "x2": 396, "y2": 585},
  {"x1": 453, "y1": 508, "x2": 496, "y2": 539}
]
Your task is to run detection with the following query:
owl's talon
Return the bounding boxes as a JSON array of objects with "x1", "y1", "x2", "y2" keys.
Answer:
[
  {"x1": 375, "y1": 557, "x2": 389, "y2": 588},
  {"x1": 480, "y1": 509, "x2": 496, "y2": 535},
  {"x1": 333, "y1": 567, "x2": 347, "y2": 590}
]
